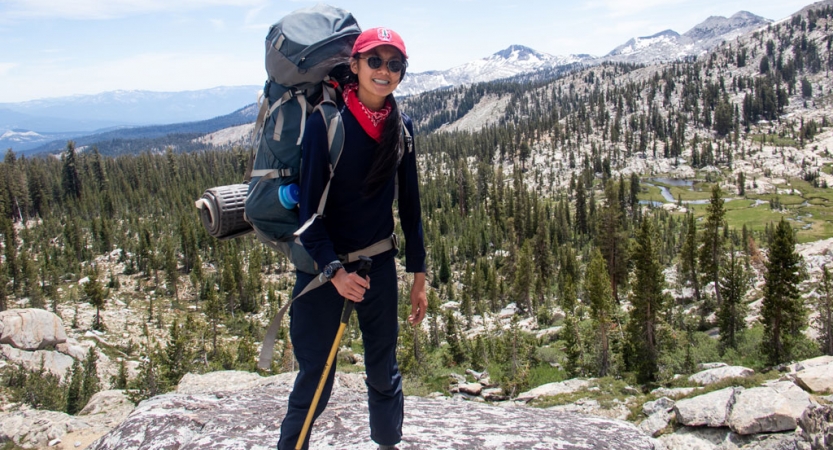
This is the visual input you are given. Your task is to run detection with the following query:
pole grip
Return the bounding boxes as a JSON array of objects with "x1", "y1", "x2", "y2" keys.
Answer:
[{"x1": 339, "y1": 256, "x2": 372, "y2": 324}]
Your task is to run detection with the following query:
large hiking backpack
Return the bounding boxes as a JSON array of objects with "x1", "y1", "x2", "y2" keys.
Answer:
[{"x1": 244, "y1": 4, "x2": 361, "y2": 274}]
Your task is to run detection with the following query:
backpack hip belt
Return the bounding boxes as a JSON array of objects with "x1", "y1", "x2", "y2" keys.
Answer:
[{"x1": 257, "y1": 233, "x2": 400, "y2": 370}]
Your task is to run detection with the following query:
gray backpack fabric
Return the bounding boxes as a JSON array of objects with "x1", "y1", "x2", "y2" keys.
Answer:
[{"x1": 244, "y1": 4, "x2": 361, "y2": 275}]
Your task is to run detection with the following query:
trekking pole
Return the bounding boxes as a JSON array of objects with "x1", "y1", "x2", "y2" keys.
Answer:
[{"x1": 296, "y1": 255, "x2": 372, "y2": 450}]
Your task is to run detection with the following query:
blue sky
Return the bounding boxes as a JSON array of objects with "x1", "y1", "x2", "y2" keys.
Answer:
[{"x1": 0, "y1": 0, "x2": 813, "y2": 103}]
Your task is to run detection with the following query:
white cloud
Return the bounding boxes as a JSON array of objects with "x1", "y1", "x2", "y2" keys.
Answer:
[
  {"x1": 2, "y1": 0, "x2": 267, "y2": 20},
  {"x1": 0, "y1": 62, "x2": 18, "y2": 76}
]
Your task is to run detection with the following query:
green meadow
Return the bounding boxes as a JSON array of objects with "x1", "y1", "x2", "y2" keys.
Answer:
[{"x1": 643, "y1": 176, "x2": 833, "y2": 243}]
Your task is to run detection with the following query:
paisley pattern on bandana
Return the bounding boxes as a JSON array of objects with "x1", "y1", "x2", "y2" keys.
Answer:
[{"x1": 343, "y1": 83, "x2": 391, "y2": 142}]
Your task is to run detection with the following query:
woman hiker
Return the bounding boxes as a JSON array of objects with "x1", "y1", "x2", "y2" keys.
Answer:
[{"x1": 277, "y1": 27, "x2": 427, "y2": 450}]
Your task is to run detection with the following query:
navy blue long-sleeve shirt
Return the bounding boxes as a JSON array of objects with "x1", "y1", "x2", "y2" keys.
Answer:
[{"x1": 298, "y1": 105, "x2": 426, "y2": 274}]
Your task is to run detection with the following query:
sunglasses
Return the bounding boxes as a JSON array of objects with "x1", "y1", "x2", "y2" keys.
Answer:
[{"x1": 359, "y1": 56, "x2": 406, "y2": 73}]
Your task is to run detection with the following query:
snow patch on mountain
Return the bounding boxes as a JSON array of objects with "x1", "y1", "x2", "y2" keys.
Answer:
[
  {"x1": 397, "y1": 45, "x2": 592, "y2": 97},
  {"x1": 1, "y1": 130, "x2": 42, "y2": 141},
  {"x1": 603, "y1": 11, "x2": 770, "y2": 64}
]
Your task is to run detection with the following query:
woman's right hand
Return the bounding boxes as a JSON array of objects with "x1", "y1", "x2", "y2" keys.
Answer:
[{"x1": 330, "y1": 269, "x2": 369, "y2": 303}]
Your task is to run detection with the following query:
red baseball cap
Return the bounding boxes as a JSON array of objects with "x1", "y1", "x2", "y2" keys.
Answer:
[{"x1": 352, "y1": 27, "x2": 408, "y2": 59}]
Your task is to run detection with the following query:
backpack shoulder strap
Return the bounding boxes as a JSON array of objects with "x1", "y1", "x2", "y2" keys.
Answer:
[{"x1": 294, "y1": 85, "x2": 344, "y2": 236}]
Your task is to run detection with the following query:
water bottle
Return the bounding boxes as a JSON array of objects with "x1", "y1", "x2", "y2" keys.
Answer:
[{"x1": 278, "y1": 183, "x2": 300, "y2": 209}]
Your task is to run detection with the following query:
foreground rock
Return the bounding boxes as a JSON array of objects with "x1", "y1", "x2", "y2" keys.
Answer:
[{"x1": 90, "y1": 371, "x2": 661, "y2": 450}]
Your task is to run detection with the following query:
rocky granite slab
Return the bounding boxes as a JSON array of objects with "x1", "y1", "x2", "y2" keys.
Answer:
[{"x1": 89, "y1": 372, "x2": 661, "y2": 450}]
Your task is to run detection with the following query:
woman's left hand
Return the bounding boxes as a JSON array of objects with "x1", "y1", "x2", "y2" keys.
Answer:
[{"x1": 408, "y1": 272, "x2": 427, "y2": 325}]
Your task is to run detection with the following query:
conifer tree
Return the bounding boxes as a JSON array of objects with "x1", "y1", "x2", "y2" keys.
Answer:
[
  {"x1": 511, "y1": 240, "x2": 535, "y2": 315},
  {"x1": 717, "y1": 246, "x2": 750, "y2": 352},
  {"x1": 575, "y1": 180, "x2": 588, "y2": 236},
  {"x1": 61, "y1": 141, "x2": 82, "y2": 200},
  {"x1": 65, "y1": 360, "x2": 83, "y2": 415},
  {"x1": 627, "y1": 219, "x2": 666, "y2": 383},
  {"x1": 761, "y1": 219, "x2": 805, "y2": 366},
  {"x1": 235, "y1": 335, "x2": 257, "y2": 371},
  {"x1": 444, "y1": 310, "x2": 466, "y2": 366},
  {"x1": 163, "y1": 237, "x2": 179, "y2": 304},
  {"x1": 700, "y1": 185, "x2": 726, "y2": 307},
  {"x1": 0, "y1": 255, "x2": 7, "y2": 312},
  {"x1": 84, "y1": 271, "x2": 108, "y2": 331},
  {"x1": 112, "y1": 359, "x2": 129, "y2": 390},
  {"x1": 162, "y1": 318, "x2": 192, "y2": 387},
  {"x1": 584, "y1": 248, "x2": 615, "y2": 377},
  {"x1": 2, "y1": 218, "x2": 19, "y2": 293},
  {"x1": 202, "y1": 280, "x2": 222, "y2": 356},
  {"x1": 596, "y1": 181, "x2": 628, "y2": 302},
  {"x1": 814, "y1": 266, "x2": 833, "y2": 355},
  {"x1": 560, "y1": 277, "x2": 583, "y2": 377},
  {"x1": 80, "y1": 347, "x2": 101, "y2": 409},
  {"x1": 679, "y1": 213, "x2": 701, "y2": 302},
  {"x1": 128, "y1": 342, "x2": 166, "y2": 404}
]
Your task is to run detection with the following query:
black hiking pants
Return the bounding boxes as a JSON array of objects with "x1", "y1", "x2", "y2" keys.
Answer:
[{"x1": 277, "y1": 255, "x2": 403, "y2": 449}]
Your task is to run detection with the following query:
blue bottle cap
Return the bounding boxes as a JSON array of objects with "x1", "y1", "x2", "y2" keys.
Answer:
[{"x1": 278, "y1": 183, "x2": 300, "y2": 209}]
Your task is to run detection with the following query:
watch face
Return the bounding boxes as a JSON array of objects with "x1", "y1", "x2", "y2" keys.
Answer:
[{"x1": 324, "y1": 262, "x2": 342, "y2": 279}]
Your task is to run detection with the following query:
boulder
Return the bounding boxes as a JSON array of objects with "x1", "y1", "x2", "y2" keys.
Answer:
[
  {"x1": 89, "y1": 372, "x2": 662, "y2": 450},
  {"x1": 1, "y1": 344, "x2": 75, "y2": 378},
  {"x1": 639, "y1": 410, "x2": 672, "y2": 437},
  {"x1": 458, "y1": 382, "x2": 483, "y2": 396},
  {"x1": 674, "y1": 387, "x2": 737, "y2": 427},
  {"x1": 728, "y1": 381, "x2": 815, "y2": 435},
  {"x1": 643, "y1": 397, "x2": 675, "y2": 417},
  {"x1": 0, "y1": 308, "x2": 67, "y2": 350},
  {"x1": 793, "y1": 361, "x2": 833, "y2": 394},
  {"x1": 515, "y1": 378, "x2": 592, "y2": 402},
  {"x1": 687, "y1": 365, "x2": 755, "y2": 385}
]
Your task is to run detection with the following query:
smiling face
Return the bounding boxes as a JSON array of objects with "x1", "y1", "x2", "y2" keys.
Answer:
[{"x1": 350, "y1": 44, "x2": 404, "y2": 111}]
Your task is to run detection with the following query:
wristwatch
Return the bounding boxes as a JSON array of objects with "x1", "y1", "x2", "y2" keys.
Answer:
[{"x1": 322, "y1": 260, "x2": 344, "y2": 281}]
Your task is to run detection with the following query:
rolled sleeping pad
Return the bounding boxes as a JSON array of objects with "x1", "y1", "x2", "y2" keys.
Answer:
[{"x1": 195, "y1": 184, "x2": 253, "y2": 240}]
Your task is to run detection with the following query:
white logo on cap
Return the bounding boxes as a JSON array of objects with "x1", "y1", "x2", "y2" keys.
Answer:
[{"x1": 377, "y1": 28, "x2": 392, "y2": 42}]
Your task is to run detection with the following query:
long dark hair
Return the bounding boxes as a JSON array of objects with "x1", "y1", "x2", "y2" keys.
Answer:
[
  {"x1": 362, "y1": 97, "x2": 403, "y2": 198},
  {"x1": 330, "y1": 56, "x2": 407, "y2": 198}
]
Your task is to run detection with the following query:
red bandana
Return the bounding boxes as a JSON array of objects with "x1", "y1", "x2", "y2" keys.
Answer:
[{"x1": 343, "y1": 83, "x2": 391, "y2": 142}]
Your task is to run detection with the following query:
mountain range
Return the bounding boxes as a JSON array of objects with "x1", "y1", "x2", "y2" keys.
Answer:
[{"x1": 1, "y1": 10, "x2": 772, "y2": 155}]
